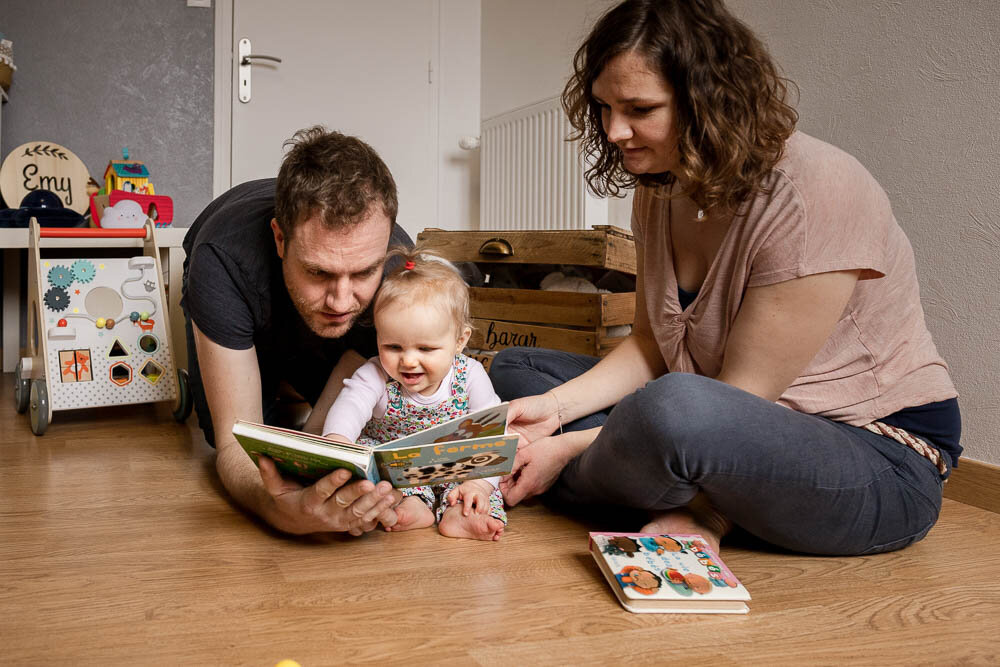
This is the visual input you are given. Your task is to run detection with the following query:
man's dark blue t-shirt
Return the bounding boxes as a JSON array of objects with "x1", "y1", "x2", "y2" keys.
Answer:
[{"x1": 181, "y1": 178, "x2": 411, "y2": 438}]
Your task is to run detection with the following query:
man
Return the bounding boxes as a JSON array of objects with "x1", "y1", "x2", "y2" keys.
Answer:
[{"x1": 182, "y1": 127, "x2": 411, "y2": 535}]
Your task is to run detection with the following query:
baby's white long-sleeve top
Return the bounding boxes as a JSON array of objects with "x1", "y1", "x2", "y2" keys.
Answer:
[{"x1": 322, "y1": 356, "x2": 501, "y2": 443}]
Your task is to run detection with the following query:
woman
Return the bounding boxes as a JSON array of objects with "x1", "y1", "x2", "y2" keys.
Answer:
[{"x1": 490, "y1": 0, "x2": 960, "y2": 556}]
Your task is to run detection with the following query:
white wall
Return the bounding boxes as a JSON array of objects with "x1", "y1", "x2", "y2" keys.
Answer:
[
  {"x1": 481, "y1": 0, "x2": 633, "y2": 230},
  {"x1": 437, "y1": 0, "x2": 482, "y2": 231},
  {"x1": 481, "y1": 0, "x2": 610, "y2": 120},
  {"x1": 482, "y1": 0, "x2": 999, "y2": 467}
]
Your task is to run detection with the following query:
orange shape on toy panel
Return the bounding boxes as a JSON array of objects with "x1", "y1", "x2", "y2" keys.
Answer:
[{"x1": 0, "y1": 141, "x2": 91, "y2": 214}]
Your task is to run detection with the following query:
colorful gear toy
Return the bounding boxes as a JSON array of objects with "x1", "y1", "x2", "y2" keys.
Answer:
[
  {"x1": 44, "y1": 286, "x2": 71, "y2": 312},
  {"x1": 71, "y1": 259, "x2": 97, "y2": 283},
  {"x1": 48, "y1": 265, "x2": 74, "y2": 289}
]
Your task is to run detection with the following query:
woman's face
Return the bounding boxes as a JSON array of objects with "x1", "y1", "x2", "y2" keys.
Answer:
[{"x1": 592, "y1": 50, "x2": 680, "y2": 176}]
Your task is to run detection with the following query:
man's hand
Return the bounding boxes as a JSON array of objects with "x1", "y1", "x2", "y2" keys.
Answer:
[
  {"x1": 258, "y1": 458, "x2": 403, "y2": 536},
  {"x1": 193, "y1": 322, "x2": 402, "y2": 536}
]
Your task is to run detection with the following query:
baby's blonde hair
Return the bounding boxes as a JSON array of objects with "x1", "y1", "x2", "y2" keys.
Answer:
[{"x1": 374, "y1": 245, "x2": 472, "y2": 335}]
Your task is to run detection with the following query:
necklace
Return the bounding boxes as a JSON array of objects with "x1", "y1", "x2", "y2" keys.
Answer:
[{"x1": 697, "y1": 209, "x2": 705, "y2": 220}]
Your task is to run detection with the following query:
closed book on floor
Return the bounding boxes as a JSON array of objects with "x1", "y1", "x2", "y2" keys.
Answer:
[{"x1": 589, "y1": 532, "x2": 751, "y2": 614}]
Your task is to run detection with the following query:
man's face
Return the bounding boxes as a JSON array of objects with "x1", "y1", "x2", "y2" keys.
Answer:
[{"x1": 271, "y1": 206, "x2": 392, "y2": 338}]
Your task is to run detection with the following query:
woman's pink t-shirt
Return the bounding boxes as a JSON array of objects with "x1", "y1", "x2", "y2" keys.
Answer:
[{"x1": 632, "y1": 131, "x2": 956, "y2": 426}]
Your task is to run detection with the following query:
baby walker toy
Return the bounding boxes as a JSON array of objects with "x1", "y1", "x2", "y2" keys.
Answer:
[{"x1": 13, "y1": 218, "x2": 192, "y2": 434}]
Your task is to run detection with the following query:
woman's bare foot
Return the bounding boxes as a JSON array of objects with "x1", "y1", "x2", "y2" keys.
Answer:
[
  {"x1": 640, "y1": 495, "x2": 732, "y2": 555},
  {"x1": 384, "y1": 496, "x2": 435, "y2": 532},
  {"x1": 438, "y1": 505, "x2": 505, "y2": 541}
]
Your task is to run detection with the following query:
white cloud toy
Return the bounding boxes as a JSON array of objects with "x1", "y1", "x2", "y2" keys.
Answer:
[{"x1": 100, "y1": 199, "x2": 146, "y2": 228}]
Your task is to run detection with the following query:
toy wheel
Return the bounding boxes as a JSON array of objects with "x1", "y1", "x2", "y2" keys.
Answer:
[
  {"x1": 173, "y1": 368, "x2": 193, "y2": 423},
  {"x1": 14, "y1": 359, "x2": 30, "y2": 414},
  {"x1": 29, "y1": 379, "x2": 50, "y2": 436}
]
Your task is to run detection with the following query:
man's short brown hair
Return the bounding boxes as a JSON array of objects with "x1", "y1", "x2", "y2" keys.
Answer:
[{"x1": 274, "y1": 126, "x2": 399, "y2": 239}]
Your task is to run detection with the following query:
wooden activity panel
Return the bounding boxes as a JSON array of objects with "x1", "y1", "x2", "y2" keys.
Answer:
[
  {"x1": 42, "y1": 256, "x2": 176, "y2": 408},
  {"x1": 14, "y1": 220, "x2": 192, "y2": 434}
]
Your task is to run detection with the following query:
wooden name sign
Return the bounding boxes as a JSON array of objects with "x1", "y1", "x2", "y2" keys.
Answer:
[{"x1": 0, "y1": 141, "x2": 91, "y2": 213}]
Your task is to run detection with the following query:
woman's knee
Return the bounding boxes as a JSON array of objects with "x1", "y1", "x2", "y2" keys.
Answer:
[{"x1": 620, "y1": 373, "x2": 736, "y2": 442}]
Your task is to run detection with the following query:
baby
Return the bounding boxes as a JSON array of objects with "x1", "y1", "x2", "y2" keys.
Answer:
[{"x1": 323, "y1": 246, "x2": 507, "y2": 541}]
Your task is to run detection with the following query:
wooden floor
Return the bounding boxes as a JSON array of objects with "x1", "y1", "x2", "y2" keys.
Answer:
[{"x1": 2, "y1": 374, "x2": 1000, "y2": 666}]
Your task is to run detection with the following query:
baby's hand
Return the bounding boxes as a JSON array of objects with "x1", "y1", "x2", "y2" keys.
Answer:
[{"x1": 448, "y1": 479, "x2": 494, "y2": 516}]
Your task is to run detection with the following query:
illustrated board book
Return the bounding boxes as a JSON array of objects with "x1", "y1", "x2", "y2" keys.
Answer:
[
  {"x1": 234, "y1": 403, "x2": 518, "y2": 488},
  {"x1": 589, "y1": 532, "x2": 751, "y2": 614}
]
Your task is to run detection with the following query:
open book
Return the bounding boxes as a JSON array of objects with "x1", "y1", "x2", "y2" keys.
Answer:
[
  {"x1": 589, "y1": 532, "x2": 751, "y2": 614},
  {"x1": 233, "y1": 403, "x2": 518, "y2": 488}
]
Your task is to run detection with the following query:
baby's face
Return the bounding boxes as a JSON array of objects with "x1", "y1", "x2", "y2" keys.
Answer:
[{"x1": 375, "y1": 300, "x2": 471, "y2": 396}]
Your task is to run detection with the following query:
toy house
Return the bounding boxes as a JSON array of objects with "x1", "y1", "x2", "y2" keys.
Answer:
[
  {"x1": 103, "y1": 158, "x2": 155, "y2": 195},
  {"x1": 92, "y1": 149, "x2": 173, "y2": 227}
]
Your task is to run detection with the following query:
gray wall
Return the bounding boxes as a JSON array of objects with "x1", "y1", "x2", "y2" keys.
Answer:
[
  {"x1": 725, "y1": 0, "x2": 1000, "y2": 466},
  {"x1": 482, "y1": 0, "x2": 1000, "y2": 467},
  {"x1": 0, "y1": 0, "x2": 214, "y2": 226}
]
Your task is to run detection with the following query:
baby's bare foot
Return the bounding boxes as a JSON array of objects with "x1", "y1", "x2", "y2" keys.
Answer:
[
  {"x1": 384, "y1": 496, "x2": 434, "y2": 532},
  {"x1": 438, "y1": 505, "x2": 505, "y2": 541}
]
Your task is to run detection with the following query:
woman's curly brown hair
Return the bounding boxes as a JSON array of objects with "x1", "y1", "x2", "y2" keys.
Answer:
[{"x1": 563, "y1": 0, "x2": 798, "y2": 213}]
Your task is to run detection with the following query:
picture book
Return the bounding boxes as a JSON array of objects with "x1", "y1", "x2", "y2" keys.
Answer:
[
  {"x1": 589, "y1": 532, "x2": 751, "y2": 614},
  {"x1": 233, "y1": 403, "x2": 519, "y2": 488}
]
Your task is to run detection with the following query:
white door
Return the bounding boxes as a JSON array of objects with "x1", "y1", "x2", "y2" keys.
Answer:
[{"x1": 230, "y1": 0, "x2": 438, "y2": 239}]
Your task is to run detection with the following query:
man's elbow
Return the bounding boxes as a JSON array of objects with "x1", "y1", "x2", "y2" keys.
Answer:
[{"x1": 214, "y1": 439, "x2": 252, "y2": 496}]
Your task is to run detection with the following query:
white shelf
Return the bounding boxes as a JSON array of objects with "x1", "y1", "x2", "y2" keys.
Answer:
[{"x1": 0, "y1": 226, "x2": 188, "y2": 248}]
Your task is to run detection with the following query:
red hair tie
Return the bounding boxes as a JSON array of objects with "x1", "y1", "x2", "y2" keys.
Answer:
[{"x1": 404, "y1": 260, "x2": 415, "y2": 270}]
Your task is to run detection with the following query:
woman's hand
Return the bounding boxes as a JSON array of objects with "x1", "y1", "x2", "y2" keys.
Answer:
[
  {"x1": 500, "y1": 426, "x2": 599, "y2": 506},
  {"x1": 506, "y1": 392, "x2": 562, "y2": 447},
  {"x1": 500, "y1": 435, "x2": 569, "y2": 505}
]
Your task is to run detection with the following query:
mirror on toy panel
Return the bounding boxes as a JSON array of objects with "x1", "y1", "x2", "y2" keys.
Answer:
[{"x1": 84, "y1": 287, "x2": 123, "y2": 321}]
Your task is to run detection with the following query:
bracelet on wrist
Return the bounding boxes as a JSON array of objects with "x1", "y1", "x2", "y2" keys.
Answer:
[{"x1": 547, "y1": 390, "x2": 564, "y2": 436}]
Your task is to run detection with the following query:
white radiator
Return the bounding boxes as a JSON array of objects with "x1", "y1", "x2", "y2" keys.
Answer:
[{"x1": 480, "y1": 97, "x2": 607, "y2": 231}]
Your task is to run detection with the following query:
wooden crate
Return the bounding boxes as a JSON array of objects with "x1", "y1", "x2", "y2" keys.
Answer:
[
  {"x1": 417, "y1": 225, "x2": 636, "y2": 274},
  {"x1": 417, "y1": 226, "x2": 636, "y2": 359}
]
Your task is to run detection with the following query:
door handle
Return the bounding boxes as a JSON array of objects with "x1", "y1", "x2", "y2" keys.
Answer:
[
  {"x1": 240, "y1": 54, "x2": 282, "y2": 66},
  {"x1": 238, "y1": 38, "x2": 282, "y2": 103}
]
